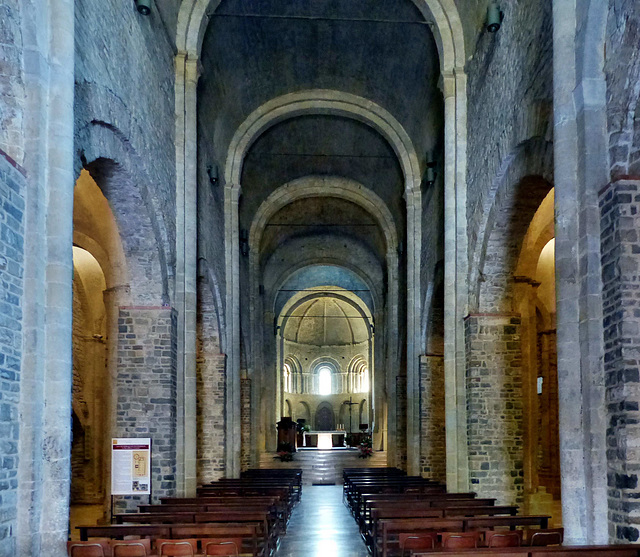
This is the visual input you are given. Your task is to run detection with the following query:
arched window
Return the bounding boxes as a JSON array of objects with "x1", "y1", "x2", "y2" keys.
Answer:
[
  {"x1": 283, "y1": 363, "x2": 292, "y2": 393},
  {"x1": 318, "y1": 366, "x2": 332, "y2": 395},
  {"x1": 360, "y1": 368, "x2": 369, "y2": 393}
]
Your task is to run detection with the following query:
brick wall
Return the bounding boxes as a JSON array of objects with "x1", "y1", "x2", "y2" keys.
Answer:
[
  {"x1": 396, "y1": 376, "x2": 407, "y2": 472},
  {"x1": 196, "y1": 277, "x2": 225, "y2": 483},
  {"x1": 600, "y1": 180, "x2": 640, "y2": 541},
  {"x1": 420, "y1": 355, "x2": 446, "y2": 481},
  {"x1": 241, "y1": 378, "x2": 251, "y2": 472},
  {"x1": 0, "y1": 151, "x2": 25, "y2": 556},
  {"x1": 465, "y1": 315, "x2": 524, "y2": 505},
  {"x1": 115, "y1": 307, "x2": 177, "y2": 511}
]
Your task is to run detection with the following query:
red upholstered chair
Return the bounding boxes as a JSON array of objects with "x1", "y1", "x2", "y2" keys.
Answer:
[
  {"x1": 67, "y1": 541, "x2": 110, "y2": 557},
  {"x1": 202, "y1": 538, "x2": 242, "y2": 556},
  {"x1": 155, "y1": 539, "x2": 198, "y2": 556},
  {"x1": 485, "y1": 530, "x2": 522, "y2": 547},
  {"x1": 528, "y1": 528, "x2": 564, "y2": 546},
  {"x1": 399, "y1": 532, "x2": 437, "y2": 556},
  {"x1": 441, "y1": 531, "x2": 481, "y2": 549},
  {"x1": 111, "y1": 538, "x2": 151, "y2": 556}
]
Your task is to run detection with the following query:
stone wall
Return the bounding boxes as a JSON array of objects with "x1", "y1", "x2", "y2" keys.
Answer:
[
  {"x1": 241, "y1": 378, "x2": 251, "y2": 472},
  {"x1": 605, "y1": 2, "x2": 640, "y2": 179},
  {"x1": 600, "y1": 179, "x2": 640, "y2": 542},
  {"x1": 465, "y1": 314, "x2": 524, "y2": 505},
  {"x1": 115, "y1": 307, "x2": 177, "y2": 511},
  {"x1": 0, "y1": 151, "x2": 25, "y2": 556},
  {"x1": 196, "y1": 277, "x2": 225, "y2": 484},
  {"x1": 0, "y1": 0, "x2": 24, "y2": 164},
  {"x1": 396, "y1": 376, "x2": 407, "y2": 472},
  {"x1": 465, "y1": 0, "x2": 553, "y2": 295},
  {"x1": 420, "y1": 355, "x2": 446, "y2": 481},
  {"x1": 74, "y1": 0, "x2": 177, "y2": 301}
]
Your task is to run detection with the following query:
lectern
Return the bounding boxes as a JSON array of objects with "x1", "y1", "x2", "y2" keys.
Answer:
[{"x1": 276, "y1": 417, "x2": 297, "y2": 451}]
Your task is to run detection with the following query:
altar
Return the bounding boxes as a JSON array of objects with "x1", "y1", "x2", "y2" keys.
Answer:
[{"x1": 302, "y1": 430, "x2": 346, "y2": 449}]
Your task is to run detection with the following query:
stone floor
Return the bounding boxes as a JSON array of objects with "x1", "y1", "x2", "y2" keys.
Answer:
[{"x1": 275, "y1": 485, "x2": 368, "y2": 557}]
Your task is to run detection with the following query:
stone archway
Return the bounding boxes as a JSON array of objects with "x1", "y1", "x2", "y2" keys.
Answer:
[{"x1": 175, "y1": 0, "x2": 468, "y2": 480}]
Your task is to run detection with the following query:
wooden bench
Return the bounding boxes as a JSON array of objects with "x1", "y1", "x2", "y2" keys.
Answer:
[
  {"x1": 378, "y1": 515, "x2": 550, "y2": 557},
  {"x1": 77, "y1": 523, "x2": 261, "y2": 556},
  {"x1": 412, "y1": 547, "x2": 640, "y2": 557}
]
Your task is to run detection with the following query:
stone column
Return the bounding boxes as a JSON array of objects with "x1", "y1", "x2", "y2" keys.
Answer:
[
  {"x1": 552, "y1": 0, "x2": 608, "y2": 543},
  {"x1": 465, "y1": 314, "x2": 524, "y2": 505},
  {"x1": 241, "y1": 378, "x2": 251, "y2": 471},
  {"x1": 443, "y1": 70, "x2": 470, "y2": 493},
  {"x1": 224, "y1": 185, "x2": 242, "y2": 477},
  {"x1": 600, "y1": 179, "x2": 640, "y2": 542},
  {"x1": 420, "y1": 355, "x2": 446, "y2": 481},
  {"x1": 114, "y1": 307, "x2": 177, "y2": 512},
  {"x1": 174, "y1": 54, "x2": 199, "y2": 496},
  {"x1": 17, "y1": 0, "x2": 76, "y2": 554}
]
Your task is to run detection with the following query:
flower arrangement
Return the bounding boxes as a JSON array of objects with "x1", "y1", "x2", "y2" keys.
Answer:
[
  {"x1": 358, "y1": 436, "x2": 373, "y2": 458},
  {"x1": 276, "y1": 442, "x2": 294, "y2": 462}
]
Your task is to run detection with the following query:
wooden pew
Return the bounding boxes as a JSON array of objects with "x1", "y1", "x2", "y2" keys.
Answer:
[
  {"x1": 378, "y1": 515, "x2": 551, "y2": 557},
  {"x1": 77, "y1": 523, "x2": 261, "y2": 556},
  {"x1": 412, "y1": 547, "x2": 640, "y2": 557}
]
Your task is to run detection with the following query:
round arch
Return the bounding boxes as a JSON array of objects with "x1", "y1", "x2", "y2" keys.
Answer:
[
  {"x1": 250, "y1": 175, "x2": 398, "y2": 256},
  {"x1": 176, "y1": 0, "x2": 465, "y2": 73},
  {"x1": 225, "y1": 90, "x2": 421, "y2": 194}
]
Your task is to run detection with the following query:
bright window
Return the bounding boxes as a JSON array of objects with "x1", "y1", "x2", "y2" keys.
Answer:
[
  {"x1": 361, "y1": 369, "x2": 369, "y2": 393},
  {"x1": 318, "y1": 366, "x2": 332, "y2": 395}
]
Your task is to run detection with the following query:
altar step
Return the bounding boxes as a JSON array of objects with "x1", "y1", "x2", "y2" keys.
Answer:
[{"x1": 258, "y1": 449, "x2": 387, "y2": 485}]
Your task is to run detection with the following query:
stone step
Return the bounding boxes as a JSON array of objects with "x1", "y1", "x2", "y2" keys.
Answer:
[{"x1": 258, "y1": 450, "x2": 388, "y2": 485}]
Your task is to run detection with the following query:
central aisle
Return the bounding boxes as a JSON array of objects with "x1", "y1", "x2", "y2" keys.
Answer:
[{"x1": 275, "y1": 485, "x2": 369, "y2": 557}]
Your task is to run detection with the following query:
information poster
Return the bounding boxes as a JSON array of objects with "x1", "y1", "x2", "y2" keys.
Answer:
[{"x1": 111, "y1": 438, "x2": 151, "y2": 495}]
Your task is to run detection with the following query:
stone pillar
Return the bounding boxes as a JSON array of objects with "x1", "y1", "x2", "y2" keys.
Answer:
[
  {"x1": 224, "y1": 185, "x2": 242, "y2": 477},
  {"x1": 420, "y1": 355, "x2": 446, "y2": 481},
  {"x1": 174, "y1": 54, "x2": 199, "y2": 496},
  {"x1": 241, "y1": 378, "x2": 251, "y2": 471},
  {"x1": 196, "y1": 347, "x2": 226, "y2": 484},
  {"x1": 114, "y1": 307, "x2": 177, "y2": 512},
  {"x1": 600, "y1": 179, "x2": 640, "y2": 542},
  {"x1": 443, "y1": 70, "x2": 470, "y2": 493},
  {"x1": 552, "y1": 0, "x2": 609, "y2": 543},
  {"x1": 465, "y1": 314, "x2": 524, "y2": 505},
  {"x1": 395, "y1": 376, "x2": 407, "y2": 471}
]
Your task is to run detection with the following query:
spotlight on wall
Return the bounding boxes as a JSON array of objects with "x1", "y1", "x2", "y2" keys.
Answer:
[
  {"x1": 207, "y1": 164, "x2": 218, "y2": 186},
  {"x1": 425, "y1": 161, "x2": 437, "y2": 186},
  {"x1": 240, "y1": 229, "x2": 249, "y2": 257},
  {"x1": 135, "y1": 0, "x2": 152, "y2": 15},
  {"x1": 486, "y1": 2, "x2": 503, "y2": 33}
]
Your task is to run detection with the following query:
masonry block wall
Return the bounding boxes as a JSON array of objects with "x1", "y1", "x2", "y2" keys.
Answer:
[
  {"x1": 465, "y1": 315, "x2": 524, "y2": 505},
  {"x1": 241, "y1": 378, "x2": 251, "y2": 472},
  {"x1": 465, "y1": 0, "x2": 552, "y2": 277},
  {"x1": 600, "y1": 180, "x2": 640, "y2": 542},
  {"x1": 116, "y1": 307, "x2": 177, "y2": 511},
  {"x1": 0, "y1": 153, "x2": 25, "y2": 556},
  {"x1": 396, "y1": 376, "x2": 407, "y2": 472},
  {"x1": 74, "y1": 0, "x2": 177, "y2": 278},
  {"x1": 196, "y1": 277, "x2": 226, "y2": 483},
  {"x1": 420, "y1": 355, "x2": 446, "y2": 481}
]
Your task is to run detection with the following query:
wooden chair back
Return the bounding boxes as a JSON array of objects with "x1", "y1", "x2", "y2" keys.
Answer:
[
  {"x1": 529, "y1": 528, "x2": 564, "y2": 546},
  {"x1": 202, "y1": 538, "x2": 242, "y2": 556},
  {"x1": 155, "y1": 539, "x2": 198, "y2": 556},
  {"x1": 67, "y1": 541, "x2": 109, "y2": 557},
  {"x1": 399, "y1": 532, "x2": 437, "y2": 556},
  {"x1": 486, "y1": 530, "x2": 523, "y2": 547},
  {"x1": 111, "y1": 538, "x2": 151, "y2": 556},
  {"x1": 441, "y1": 531, "x2": 481, "y2": 549}
]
